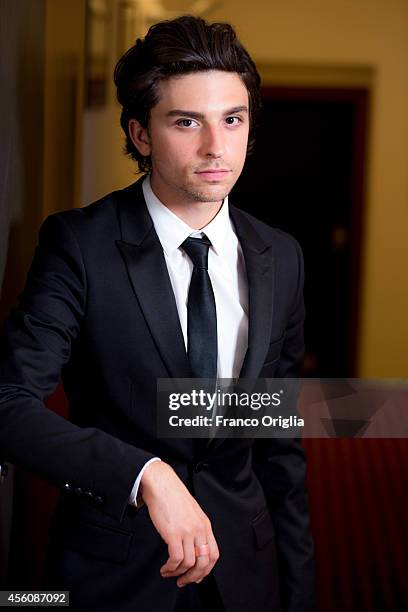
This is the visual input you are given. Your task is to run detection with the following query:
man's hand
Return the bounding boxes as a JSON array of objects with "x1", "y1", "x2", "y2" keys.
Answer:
[{"x1": 139, "y1": 461, "x2": 219, "y2": 587}]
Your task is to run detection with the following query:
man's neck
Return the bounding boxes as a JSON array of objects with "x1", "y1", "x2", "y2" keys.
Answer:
[
  {"x1": 149, "y1": 176, "x2": 223, "y2": 230},
  {"x1": 163, "y1": 201, "x2": 223, "y2": 230}
]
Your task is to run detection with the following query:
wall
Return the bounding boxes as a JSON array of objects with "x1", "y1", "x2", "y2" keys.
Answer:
[
  {"x1": 0, "y1": 0, "x2": 45, "y2": 295},
  {"x1": 43, "y1": 0, "x2": 85, "y2": 216},
  {"x1": 81, "y1": 0, "x2": 136, "y2": 204},
  {"x1": 81, "y1": 0, "x2": 408, "y2": 377}
]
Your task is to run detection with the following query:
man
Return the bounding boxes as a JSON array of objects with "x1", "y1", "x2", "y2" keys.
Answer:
[{"x1": 0, "y1": 15, "x2": 315, "y2": 612}]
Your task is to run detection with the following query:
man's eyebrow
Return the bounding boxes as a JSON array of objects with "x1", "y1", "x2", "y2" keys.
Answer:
[
  {"x1": 224, "y1": 105, "x2": 249, "y2": 115},
  {"x1": 166, "y1": 106, "x2": 249, "y2": 119}
]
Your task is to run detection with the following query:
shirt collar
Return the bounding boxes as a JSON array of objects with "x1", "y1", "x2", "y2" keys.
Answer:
[{"x1": 142, "y1": 174, "x2": 230, "y2": 256}]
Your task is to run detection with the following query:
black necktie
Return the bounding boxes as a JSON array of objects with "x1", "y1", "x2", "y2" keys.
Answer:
[{"x1": 181, "y1": 235, "x2": 217, "y2": 380}]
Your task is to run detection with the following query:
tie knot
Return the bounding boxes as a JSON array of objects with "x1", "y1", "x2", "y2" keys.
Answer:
[{"x1": 181, "y1": 235, "x2": 212, "y2": 270}]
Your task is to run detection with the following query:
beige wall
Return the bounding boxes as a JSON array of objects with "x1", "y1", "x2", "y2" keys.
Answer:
[
  {"x1": 43, "y1": 0, "x2": 85, "y2": 217},
  {"x1": 81, "y1": 0, "x2": 408, "y2": 377},
  {"x1": 81, "y1": 0, "x2": 136, "y2": 204}
]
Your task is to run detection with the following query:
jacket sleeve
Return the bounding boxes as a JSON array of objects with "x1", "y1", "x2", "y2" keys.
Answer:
[
  {"x1": 252, "y1": 237, "x2": 316, "y2": 612},
  {"x1": 0, "y1": 214, "x2": 156, "y2": 522}
]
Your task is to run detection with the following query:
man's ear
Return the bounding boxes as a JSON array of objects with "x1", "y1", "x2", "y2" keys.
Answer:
[{"x1": 128, "y1": 119, "x2": 151, "y2": 156}]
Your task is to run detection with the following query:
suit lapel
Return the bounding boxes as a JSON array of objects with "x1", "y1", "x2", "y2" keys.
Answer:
[
  {"x1": 115, "y1": 179, "x2": 191, "y2": 379},
  {"x1": 230, "y1": 205, "x2": 275, "y2": 379},
  {"x1": 206, "y1": 205, "x2": 275, "y2": 453}
]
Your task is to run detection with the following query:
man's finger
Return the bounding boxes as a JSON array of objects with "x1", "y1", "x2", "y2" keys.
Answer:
[
  {"x1": 177, "y1": 536, "x2": 212, "y2": 587},
  {"x1": 160, "y1": 538, "x2": 184, "y2": 574},
  {"x1": 177, "y1": 553, "x2": 210, "y2": 587},
  {"x1": 206, "y1": 529, "x2": 220, "y2": 564},
  {"x1": 174, "y1": 537, "x2": 196, "y2": 577},
  {"x1": 162, "y1": 537, "x2": 196, "y2": 577}
]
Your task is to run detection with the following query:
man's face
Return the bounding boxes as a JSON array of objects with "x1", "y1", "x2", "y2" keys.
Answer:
[{"x1": 129, "y1": 70, "x2": 250, "y2": 206}]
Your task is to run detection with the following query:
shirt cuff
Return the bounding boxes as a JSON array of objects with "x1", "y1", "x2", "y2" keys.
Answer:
[{"x1": 129, "y1": 457, "x2": 161, "y2": 508}]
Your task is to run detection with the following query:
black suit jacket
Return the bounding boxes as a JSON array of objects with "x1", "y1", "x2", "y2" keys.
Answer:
[{"x1": 0, "y1": 178, "x2": 315, "y2": 611}]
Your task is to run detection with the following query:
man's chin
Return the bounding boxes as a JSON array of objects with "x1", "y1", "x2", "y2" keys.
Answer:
[{"x1": 185, "y1": 184, "x2": 231, "y2": 203}]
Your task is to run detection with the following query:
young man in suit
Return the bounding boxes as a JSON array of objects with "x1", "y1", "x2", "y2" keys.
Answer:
[{"x1": 0, "y1": 15, "x2": 315, "y2": 612}]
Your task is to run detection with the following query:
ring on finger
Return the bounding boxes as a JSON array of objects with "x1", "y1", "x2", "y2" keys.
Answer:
[{"x1": 195, "y1": 543, "x2": 210, "y2": 557}]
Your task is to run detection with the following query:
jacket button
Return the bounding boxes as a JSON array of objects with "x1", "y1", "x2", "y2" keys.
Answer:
[
  {"x1": 63, "y1": 483, "x2": 72, "y2": 493},
  {"x1": 84, "y1": 491, "x2": 94, "y2": 500},
  {"x1": 74, "y1": 487, "x2": 83, "y2": 496},
  {"x1": 95, "y1": 495, "x2": 104, "y2": 505}
]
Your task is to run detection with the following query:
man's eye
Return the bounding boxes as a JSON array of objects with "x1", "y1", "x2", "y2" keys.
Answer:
[
  {"x1": 176, "y1": 119, "x2": 198, "y2": 128},
  {"x1": 225, "y1": 116, "x2": 241, "y2": 125}
]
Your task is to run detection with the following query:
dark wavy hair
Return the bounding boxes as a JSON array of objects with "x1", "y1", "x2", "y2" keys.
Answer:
[{"x1": 114, "y1": 15, "x2": 261, "y2": 172}]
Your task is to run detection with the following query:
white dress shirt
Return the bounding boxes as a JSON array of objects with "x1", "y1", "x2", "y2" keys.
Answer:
[{"x1": 129, "y1": 174, "x2": 249, "y2": 505}]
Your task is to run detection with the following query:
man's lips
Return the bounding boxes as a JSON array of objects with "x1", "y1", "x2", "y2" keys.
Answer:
[{"x1": 195, "y1": 169, "x2": 231, "y2": 180}]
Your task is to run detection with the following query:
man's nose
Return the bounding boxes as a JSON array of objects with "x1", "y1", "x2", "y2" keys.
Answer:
[{"x1": 200, "y1": 125, "x2": 226, "y2": 158}]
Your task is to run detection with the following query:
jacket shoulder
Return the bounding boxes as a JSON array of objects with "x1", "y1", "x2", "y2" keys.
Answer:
[
  {"x1": 43, "y1": 188, "x2": 122, "y2": 230},
  {"x1": 37, "y1": 182, "x2": 139, "y2": 246}
]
